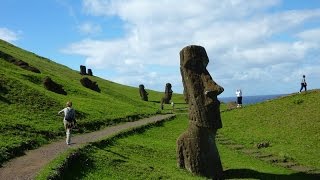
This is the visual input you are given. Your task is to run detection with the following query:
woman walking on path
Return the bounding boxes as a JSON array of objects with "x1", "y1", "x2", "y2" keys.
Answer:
[
  {"x1": 58, "y1": 101, "x2": 76, "y2": 145},
  {"x1": 299, "y1": 75, "x2": 307, "y2": 93}
]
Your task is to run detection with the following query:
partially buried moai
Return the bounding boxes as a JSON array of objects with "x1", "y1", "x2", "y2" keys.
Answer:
[
  {"x1": 80, "y1": 65, "x2": 87, "y2": 75},
  {"x1": 139, "y1": 84, "x2": 148, "y2": 101},
  {"x1": 161, "y1": 83, "x2": 173, "y2": 109},
  {"x1": 177, "y1": 45, "x2": 224, "y2": 179}
]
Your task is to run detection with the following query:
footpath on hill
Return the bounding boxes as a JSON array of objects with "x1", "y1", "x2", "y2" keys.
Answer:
[{"x1": 0, "y1": 114, "x2": 175, "y2": 180}]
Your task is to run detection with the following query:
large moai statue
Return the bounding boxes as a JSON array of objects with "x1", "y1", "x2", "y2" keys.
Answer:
[
  {"x1": 177, "y1": 45, "x2": 224, "y2": 179},
  {"x1": 139, "y1": 84, "x2": 148, "y2": 101},
  {"x1": 80, "y1": 65, "x2": 87, "y2": 75}
]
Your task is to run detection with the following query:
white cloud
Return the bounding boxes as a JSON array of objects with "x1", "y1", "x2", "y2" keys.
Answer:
[
  {"x1": 78, "y1": 22, "x2": 102, "y2": 34},
  {"x1": 64, "y1": 0, "x2": 320, "y2": 96},
  {"x1": 297, "y1": 28, "x2": 320, "y2": 42},
  {"x1": 0, "y1": 28, "x2": 20, "y2": 42}
]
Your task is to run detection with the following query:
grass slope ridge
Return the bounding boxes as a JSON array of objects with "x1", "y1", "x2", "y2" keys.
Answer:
[
  {"x1": 38, "y1": 115, "x2": 318, "y2": 180},
  {"x1": 220, "y1": 90, "x2": 320, "y2": 169},
  {"x1": 0, "y1": 39, "x2": 183, "y2": 165}
]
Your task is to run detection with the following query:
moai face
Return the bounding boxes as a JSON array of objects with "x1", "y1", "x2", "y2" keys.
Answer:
[
  {"x1": 139, "y1": 84, "x2": 148, "y2": 101},
  {"x1": 180, "y1": 45, "x2": 224, "y2": 129}
]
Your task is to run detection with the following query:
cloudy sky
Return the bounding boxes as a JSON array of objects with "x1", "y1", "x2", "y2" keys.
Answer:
[{"x1": 1, "y1": 0, "x2": 320, "y2": 97}]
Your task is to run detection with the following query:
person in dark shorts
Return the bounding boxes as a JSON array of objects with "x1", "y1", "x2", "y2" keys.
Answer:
[
  {"x1": 299, "y1": 75, "x2": 307, "y2": 93},
  {"x1": 236, "y1": 89, "x2": 242, "y2": 108}
]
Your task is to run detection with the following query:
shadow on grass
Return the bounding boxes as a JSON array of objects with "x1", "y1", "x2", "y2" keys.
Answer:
[
  {"x1": 149, "y1": 100, "x2": 161, "y2": 103},
  {"x1": 224, "y1": 169, "x2": 319, "y2": 180},
  {"x1": 0, "y1": 96, "x2": 10, "y2": 104}
]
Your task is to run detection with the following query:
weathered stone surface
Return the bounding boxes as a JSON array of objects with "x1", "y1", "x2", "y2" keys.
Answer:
[
  {"x1": 161, "y1": 83, "x2": 173, "y2": 109},
  {"x1": 80, "y1": 77, "x2": 101, "y2": 92},
  {"x1": 139, "y1": 84, "x2": 148, "y2": 101},
  {"x1": 177, "y1": 45, "x2": 224, "y2": 179},
  {"x1": 0, "y1": 51, "x2": 40, "y2": 73},
  {"x1": 13, "y1": 60, "x2": 41, "y2": 73},
  {"x1": 87, "y1": 69, "x2": 93, "y2": 76},
  {"x1": 43, "y1": 76, "x2": 67, "y2": 95},
  {"x1": 80, "y1": 65, "x2": 87, "y2": 75}
]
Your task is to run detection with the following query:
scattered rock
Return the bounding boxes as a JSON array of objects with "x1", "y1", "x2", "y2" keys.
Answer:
[{"x1": 256, "y1": 141, "x2": 270, "y2": 149}]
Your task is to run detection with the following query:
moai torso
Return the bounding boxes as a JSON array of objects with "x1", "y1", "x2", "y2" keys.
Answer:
[
  {"x1": 177, "y1": 45, "x2": 224, "y2": 179},
  {"x1": 162, "y1": 83, "x2": 173, "y2": 104},
  {"x1": 139, "y1": 84, "x2": 148, "y2": 101}
]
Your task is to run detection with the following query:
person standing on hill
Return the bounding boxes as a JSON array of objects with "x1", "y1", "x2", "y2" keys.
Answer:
[
  {"x1": 58, "y1": 101, "x2": 76, "y2": 145},
  {"x1": 299, "y1": 75, "x2": 307, "y2": 93},
  {"x1": 236, "y1": 89, "x2": 242, "y2": 108}
]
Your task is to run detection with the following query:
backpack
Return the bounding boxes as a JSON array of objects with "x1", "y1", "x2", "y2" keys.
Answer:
[{"x1": 65, "y1": 108, "x2": 75, "y2": 122}]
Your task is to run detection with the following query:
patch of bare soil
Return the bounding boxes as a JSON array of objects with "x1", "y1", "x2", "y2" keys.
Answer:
[{"x1": 0, "y1": 114, "x2": 175, "y2": 180}]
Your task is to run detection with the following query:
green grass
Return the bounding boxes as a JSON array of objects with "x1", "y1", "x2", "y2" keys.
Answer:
[
  {"x1": 2, "y1": 38, "x2": 319, "y2": 179},
  {"x1": 220, "y1": 90, "x2": 320, "y2": 169},
  {"x1": 0, "y1": 39, "x2": 186, "y2": 165},
  {"x1": 38, "y1": 115, "x2": 318, "y2": 180}
]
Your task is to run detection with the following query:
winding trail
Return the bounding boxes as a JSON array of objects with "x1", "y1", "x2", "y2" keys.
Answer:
[{"x1": 0, "y1": 114, "x2": 175, "y2": 180}]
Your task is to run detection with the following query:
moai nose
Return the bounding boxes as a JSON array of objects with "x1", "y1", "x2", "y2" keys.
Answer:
[{"x1": 204, "y1": 80, "x2": 224, "y2": 96}]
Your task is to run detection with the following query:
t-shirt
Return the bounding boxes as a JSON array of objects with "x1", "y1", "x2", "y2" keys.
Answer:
[{"x1": 236, "y1": 90, "x2": 242, "y2": 97}]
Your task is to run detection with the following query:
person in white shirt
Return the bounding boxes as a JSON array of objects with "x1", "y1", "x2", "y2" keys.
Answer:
[
  {"x1": 299, "y1": 75, "x2": 307, "y2": 93},
  {"x1": 236, "y1": 89, "x2": 242, "y2": 108},
  {"x1": 58, "y1": 101, "x2": 76, "y2": 145}
]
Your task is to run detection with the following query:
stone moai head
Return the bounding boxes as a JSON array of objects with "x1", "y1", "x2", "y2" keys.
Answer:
[
  {"x1": 165, "y1": 83, "x2": 173, "y2": 93},
  {"x1": 80, "y1": 65, "x2": 87, "y2": 75},
  {"x1": 180, "y1": 45, "x2": 224, "y2": 130},
  {"x1": 87, "y1": 69, "x2": 93, "y2": 76},
  {"x1": 139, "y1": 84, "x2": 148, "y2": 101}
]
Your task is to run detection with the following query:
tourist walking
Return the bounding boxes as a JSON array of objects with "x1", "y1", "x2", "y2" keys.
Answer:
[
  {"x1": 236, "y1": 89, "x2": 242, "y2": 108},
  {"x1": 58, "y1": 101, "x2": 76, "y2": 145},
  {"x1": 299, "y1": 75, "x2": 307, "y2": 93}
]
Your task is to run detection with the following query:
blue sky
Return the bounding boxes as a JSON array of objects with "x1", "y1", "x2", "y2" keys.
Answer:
[{"x1": 1, "y1": 0, "x2": 320, "y2": 97}]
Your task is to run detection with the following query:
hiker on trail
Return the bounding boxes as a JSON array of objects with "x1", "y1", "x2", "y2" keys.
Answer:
[
  {"x1": 236, "y1": 89, "x2": 242, "y2": 108},
  {"x1": 299, "y1": 75, "x2": 307, "y2": 93},
  {"x1": 58, "y1": 101, "x2": 76, "y2": 145}
]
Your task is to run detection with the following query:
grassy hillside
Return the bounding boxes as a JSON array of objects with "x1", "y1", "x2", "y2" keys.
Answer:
[
  {"x1": 220, "y1": 90, "x2": 320, "y2": 169},
  {"x1": 37, "y1": 92, "x2": 319, "y2": 179},
  {"x1": 38, "y1": 115, "x2": 317, "y2": 180},
  {"x1": 0, "y1": 39, "x2": 185, "y2": 165}
]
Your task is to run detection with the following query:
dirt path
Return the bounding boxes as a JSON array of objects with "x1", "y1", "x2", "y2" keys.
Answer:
[{"x1": 0, "y1": 114, "x2": 175, "y2": 180}]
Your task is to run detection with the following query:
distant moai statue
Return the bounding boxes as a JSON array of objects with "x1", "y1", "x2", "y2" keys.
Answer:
[
  {"x1": 80, "y1": 65, "x2": 87, "y2": 75},
  {"x1": 160, "y1": 83, "x2": 173, "y2": 110},
  {"x1": 139, "y1": 84, "x2": 148, "y2": 101},
  {"x1": 88, "y1": 69, "x2": 93, "y2": 76},
  {"x1": 177, "y1": 45, "x2": 224, "y2": 179}
]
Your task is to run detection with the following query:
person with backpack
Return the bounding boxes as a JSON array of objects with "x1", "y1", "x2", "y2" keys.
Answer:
[{"x1": 58, "y1": 101, "x2": 76, "y2": 145}]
